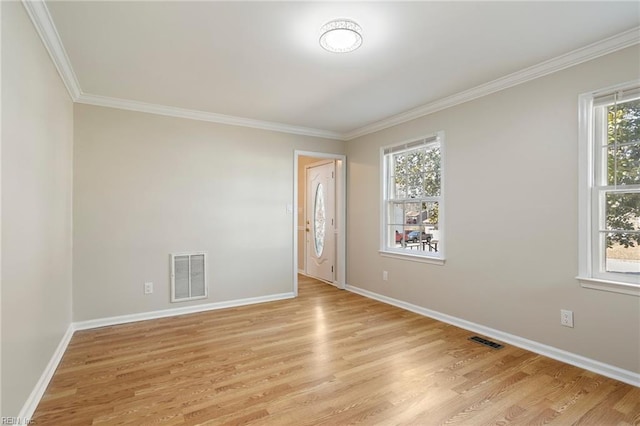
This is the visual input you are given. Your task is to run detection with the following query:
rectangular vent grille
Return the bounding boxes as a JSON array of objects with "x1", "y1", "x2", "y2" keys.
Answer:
[
  {"x1": 469, "y1": 336, "x2": 504, "y2": 350},
  {"x1": 171, "y1": 252, "x2": 207, "y2": 302}
]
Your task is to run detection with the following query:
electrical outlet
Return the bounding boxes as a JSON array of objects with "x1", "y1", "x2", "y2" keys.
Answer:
[
  {"x1": 144, "y1": 282, "x2": 153, "y2": 295},
  {"x1": 382, "y1": 271, "x2": 388, "y2": 281},
  {"x1": 560, "y1": 309, "x2": 574, "y2": 327}
]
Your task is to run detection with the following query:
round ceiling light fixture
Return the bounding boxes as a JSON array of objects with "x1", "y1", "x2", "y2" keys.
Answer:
[{"x1": 319, "y1": 19, "x2": 363, "y2": 53}]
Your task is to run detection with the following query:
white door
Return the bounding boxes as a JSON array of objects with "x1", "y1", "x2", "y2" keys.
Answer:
[{"x1": 306, "y1": 161, "x2": 335, "y2": 283}]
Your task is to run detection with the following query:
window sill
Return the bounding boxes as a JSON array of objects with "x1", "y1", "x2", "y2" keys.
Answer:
[
  {"x1": 577, "y1": 277, "x2": 640, "y2": 297},
  {"x1": 379, "y1": 250, "x2": 445, "y2": 265}
]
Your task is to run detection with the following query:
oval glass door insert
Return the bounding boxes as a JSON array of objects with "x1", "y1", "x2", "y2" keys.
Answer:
[{"x1": 313, "y1": 183, "x2": 326, "y2": 257}]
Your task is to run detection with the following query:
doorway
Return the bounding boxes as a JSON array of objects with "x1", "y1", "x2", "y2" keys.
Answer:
[{"x1": 293, "y1": 151, "x2": 346, "y2": 296}]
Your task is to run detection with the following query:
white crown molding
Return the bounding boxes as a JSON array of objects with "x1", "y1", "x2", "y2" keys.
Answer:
[
  {"x1": 75, "y1": 93, "x2": 344, "y2": 140},
  {"x1": 21, "y1": 0, "x2": 639, "y2": 142},
  {"x1": 343, "y1": 26, "x2": 640, "y2": 140},
  {"x1": 20, "y1": 0, "x2": 342, "y2": 140},
  {"x1": 346, "y1": 284, "x2": 640, "y2": 387},
  {"x1": 21, "y1": 0, "x2": 81, "y2": 100}
]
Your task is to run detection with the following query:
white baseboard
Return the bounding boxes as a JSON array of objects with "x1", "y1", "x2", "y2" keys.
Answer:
[
  {"x1": 19, "y1": 291, "x2": 295, "y2": 419},
  {"x1": 74, "y1": 292, "x2": 295, "y2": 330},
  {"x1": 346, "y1": 284, "x2": 640, "y2": 388},
  {"x1": 18, "y1": 323, "x2": 75, "y2": 420}
]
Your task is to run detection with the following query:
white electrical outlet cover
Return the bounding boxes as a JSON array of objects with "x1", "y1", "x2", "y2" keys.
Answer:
[{"x1": 560, "y1": 309, "x2": 574, "y2": 327}]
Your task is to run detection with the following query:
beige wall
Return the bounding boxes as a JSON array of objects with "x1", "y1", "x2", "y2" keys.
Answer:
[
  {"x1": 73, "y1": 104, "x2": 344, "y2": 321},
  {"x1": 1, "y1": 1, "x2": 74, "y2": 416},
  {"x1": 345, "y1": 46, "x2": 640, "y2": 373}
]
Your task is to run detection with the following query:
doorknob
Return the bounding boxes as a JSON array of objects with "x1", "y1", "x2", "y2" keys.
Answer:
[{"x1": 305, "y1": 228, "x2": 310, "y2": 232}]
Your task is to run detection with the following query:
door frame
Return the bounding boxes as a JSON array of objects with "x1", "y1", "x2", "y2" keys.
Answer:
[{"x1": 293, "y1": 151, "x2": 346, "y2": 296}]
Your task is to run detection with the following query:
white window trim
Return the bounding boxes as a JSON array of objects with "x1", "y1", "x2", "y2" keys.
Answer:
[
  {"x1": 577, "y1": 81, "x2": 640, "y2": 297},
  {"x1": 379, "y1": 131, "x2": 445, "y2": 263},
  {"x1": 379, "y1": 250, "x2": 445, "y2": 265}
]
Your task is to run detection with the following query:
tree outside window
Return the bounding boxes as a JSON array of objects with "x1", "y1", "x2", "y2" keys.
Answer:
[
  {"x1": 383, "y1": 134, "x2": 444, "y2": 259},
  {"x1": 603, "y1": 97, "x2": 640, "y2": 275}
]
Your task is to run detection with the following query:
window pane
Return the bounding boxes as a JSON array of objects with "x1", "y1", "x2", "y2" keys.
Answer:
[
  {"x1": 388, "y1": 201, "x2": 441, "y2": 253},
  {"x1": 405, "y1": 202, "x2": 421, "y2": 225},
  {"x1": 605, "y1": 192, "x2": 640, "y2": 231},
  {"x1": 393, "y1": 153, "x2": 407, "y2": 198},
  {"x1": 393, "y1": 147, "x2": 440, "y2": 199},
  {"x1": 388, "y1": 202, "x2": 405, "y2": 226},
  {"x1": 606, "y1": 143, "x2": 640, "y2": 186},
  {"x1": 388, "y1": 225, "x2": 409, "y2": 248},
  {"x1": 422, "y1": 201, "x2": 439, "y2": 231},
  {"x1": 422, "y1": 146, "x2": 441, "y2": 197},
  {"x1": 400, "y1": 229, "x2": 440, "y2": 254},
  {"x1": 405, "y1": 149, "x2": 425, "y2": 198},
  {"x1": 607, "y1": 98, "x2": 640, "y2": 186},
  {"x1": 399, "y1": 201, "x2": 440, "y2": 230},
  {"x1": 605, "y1": 233, "x2": 640, "y2": 276},
  {"x1": 607, "y1": 98, "x2": 640, "y2": 146}
]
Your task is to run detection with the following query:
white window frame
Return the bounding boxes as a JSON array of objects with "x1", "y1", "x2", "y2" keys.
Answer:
[
  {"x1": 380, "y1": 132, "x2": 445, "y2": 264},
  {"x1": 578, "y1": 81, "x2": 640, "y2": 296}
]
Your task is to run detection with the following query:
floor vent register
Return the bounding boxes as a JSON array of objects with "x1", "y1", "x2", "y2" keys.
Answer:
[{"x1": 468, "y1": 335, "x2": 504, "y2": 350}]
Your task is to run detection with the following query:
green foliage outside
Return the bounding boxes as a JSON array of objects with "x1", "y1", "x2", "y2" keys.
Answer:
[
  {"x1": 607, "y1": 99, "x2": 640, "y2": 248},
  {"x1": 393, "y1": 146, "x2": 441, "y2": 226}
]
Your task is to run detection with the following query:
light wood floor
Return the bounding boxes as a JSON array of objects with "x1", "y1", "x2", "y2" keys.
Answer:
[{"x1": 33, "y1": 275, "x2": 639, "y2": 425}]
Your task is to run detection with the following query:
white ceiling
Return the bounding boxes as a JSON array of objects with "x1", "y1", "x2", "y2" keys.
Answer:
[{"x1": 43, "y1": 1, "x2": 640, "y2": 139}]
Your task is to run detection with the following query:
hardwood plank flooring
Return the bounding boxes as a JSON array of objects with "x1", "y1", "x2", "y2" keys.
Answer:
[{"x1": 32, "y1": 275, "x2": 639, "y2": 425}]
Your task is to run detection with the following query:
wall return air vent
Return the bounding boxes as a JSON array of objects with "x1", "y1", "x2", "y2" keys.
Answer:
[{"x1": 171, "y1": 252, "x2": 207, "y2": 302}]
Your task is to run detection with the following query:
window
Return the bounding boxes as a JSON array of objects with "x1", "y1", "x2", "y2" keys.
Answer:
[
  {"x1": 578, "y1": 82, "x2": 640, "y2": 295},
  {"x1": 381, "y1": 132, "x2": 444, "y2": 263}
]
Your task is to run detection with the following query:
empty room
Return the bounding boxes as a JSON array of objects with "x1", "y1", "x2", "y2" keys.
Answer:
[{"x1": 2, "y1": 0, "x2": 639, "y2": 424}]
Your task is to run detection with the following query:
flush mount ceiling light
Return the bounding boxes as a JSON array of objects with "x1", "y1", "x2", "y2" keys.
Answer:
[{"x1": 319, "y1": 19, "x2": 363, "y2": 53}]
